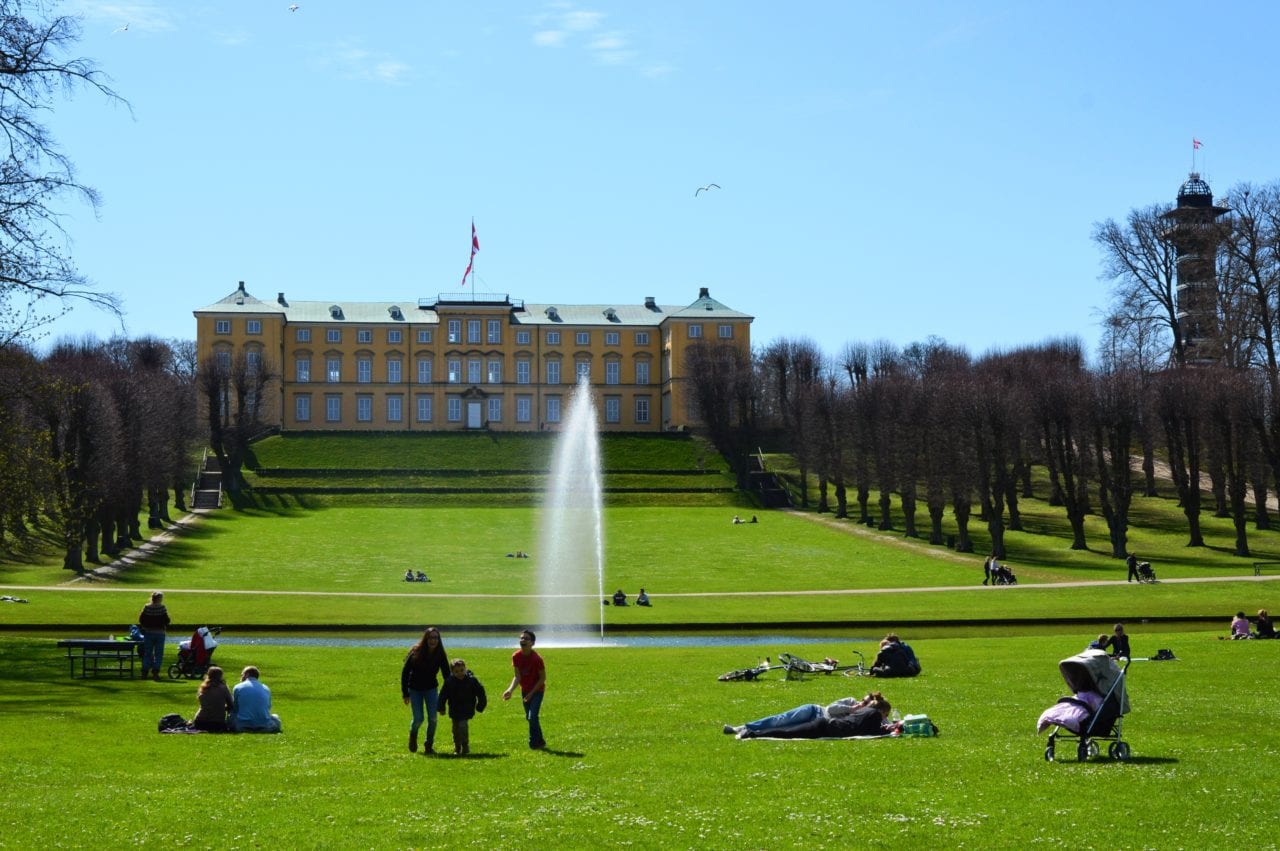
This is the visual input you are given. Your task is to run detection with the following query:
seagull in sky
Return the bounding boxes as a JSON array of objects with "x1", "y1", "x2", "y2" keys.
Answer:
[
  {"x1": 694, "y1": 183, "x2": 720, "y2": 197},
  {"x1": 112, "y1": 23, "x2": 129, "y2": 33},
  {"x1": 288, "y1": 4, "x2": 300, "y2": 10}
]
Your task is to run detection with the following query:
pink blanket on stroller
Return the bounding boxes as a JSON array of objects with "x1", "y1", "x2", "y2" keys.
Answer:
[{"x1": 1037, "y1": 690, "x2": 1103, "y2": 733}]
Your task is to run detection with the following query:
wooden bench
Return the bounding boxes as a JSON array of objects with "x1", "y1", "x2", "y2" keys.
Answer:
[
  {"x1": 1254, "y1": 562, "x2": 1280, "y2": 577},
  {"x1": 56, "y1": 639, "x2": 142, "y2": 679}
]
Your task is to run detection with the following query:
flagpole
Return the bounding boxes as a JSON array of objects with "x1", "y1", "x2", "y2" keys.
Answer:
[{"x1": 471, "y1": 217, "x2": 476, "y2": 303}]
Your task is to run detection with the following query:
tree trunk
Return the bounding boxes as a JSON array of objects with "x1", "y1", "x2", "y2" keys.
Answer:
[
  {"x1": 816, "y1": 475, "x2": 829, "y2": 513},
  {"x1": 833, "y1": 478, "x2": 847, "y2": 519}
]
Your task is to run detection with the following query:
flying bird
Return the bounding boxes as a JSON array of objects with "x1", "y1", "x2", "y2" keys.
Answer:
[
  {"x1": 694, "y1": 183, "x2": 720, "y2": 197},
  {"x1": 112, "y1": 23, "x2": 129, "y2": 33},
  {"x1": 288, "y1": 4, "x2": 300, "y2": 10}
]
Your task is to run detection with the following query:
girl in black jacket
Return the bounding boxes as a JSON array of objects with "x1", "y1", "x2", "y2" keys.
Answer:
[{"x1": 401, "y1": 627, "x2": 450, "y2": 754}]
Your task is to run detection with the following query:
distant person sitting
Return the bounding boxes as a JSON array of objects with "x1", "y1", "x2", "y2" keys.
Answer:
[
  {"x1": 870, "y1": 633, "x2": 921, "y2": 678},
  {"x1": 749, "y1": 515, "x2": 758, "y2": 524},
  {"x1": 1107, "y1": 623, "x2": 1131, "y2": 659},
  {"x1": 636, "y1": 588, "x2": 651, "y2": 607},
  {"x1": 1256, "y1": 609, "x2": 1277, "y2": 639},
  {"x1": 612, "y1": 589, "x2": 628, "y2": 607},
  {"x1": 230, "y1": 666, "x2": 282, "y2": 733},
  {"x1": 404, "y1": 570, "x2": 414, "y2": 581},
  {"x1": 1086, "y1": 633, "x2": 1110, "y2": 651},
  {"x1": 1231, "y1": 611, "x2": 1252, "y2": 640},
  {"x1": 416, "y1": 571, "x2": 430, "y2": 582}
]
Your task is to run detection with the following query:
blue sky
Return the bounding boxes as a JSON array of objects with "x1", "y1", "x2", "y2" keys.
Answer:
[{"x1": 40, "y1": 1, "x2": 1280, "y2": 361}]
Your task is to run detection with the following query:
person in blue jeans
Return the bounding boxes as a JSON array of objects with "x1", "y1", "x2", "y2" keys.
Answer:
[
  {"x1": 502, "y1": 629, "x2": 547, "y2": 749},
  {"x1": 723, "y1": 692, "x2": 891, "y2": 739},
  {"x1": 401, "y1": 627, "x2": 450, "y2": 754},
  {"x1": 137, "y1": 591, "x2": 170, "y2": 681}
]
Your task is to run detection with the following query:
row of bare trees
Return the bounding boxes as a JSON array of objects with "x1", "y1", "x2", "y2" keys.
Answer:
[
  {"x1": 0, "y1": 338, "x2": 197, "y2": 570},
  {"x1": 687, "y1": 335, "x2": 1276, "y2": 563}
]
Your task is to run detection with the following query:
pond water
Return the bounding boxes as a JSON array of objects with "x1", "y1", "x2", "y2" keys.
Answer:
[{"x1": 220, "y1": 633, "x2": 875, "y2": 649}]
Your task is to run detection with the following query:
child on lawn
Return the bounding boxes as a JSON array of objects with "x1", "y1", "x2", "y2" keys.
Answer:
[{"x1": 437, "y1": 658, "x2": 487, "y2": 755}]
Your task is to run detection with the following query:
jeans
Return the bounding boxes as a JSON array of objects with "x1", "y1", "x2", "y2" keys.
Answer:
[
  {"x1": 743, "y1": 703, "x2": 824, "y2": 735},
  {"x1": 408, "y1": 687, "x2": 439, "y2": 744},
  {"x1": 141, "y1": 632, "x2": 166, "y2": 673},
  {"x1": 524, "y1": 689, "x2": 545, "y2": 746}
]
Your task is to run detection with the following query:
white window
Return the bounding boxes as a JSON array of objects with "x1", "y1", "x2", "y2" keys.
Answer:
[
  {"x1": 547, "y1": 331, "x2": 560, "y2": 345},
  {"x1": 517, "y1": 330, "x2": 531, "y2": 345},
  {"x1": 295, "y1": 358, "x2": 310, "y2": 383},
  {"x1": 357, "y1": 396, "x2": 373, "y2": 422},
  {"x1": 605, "y1": 331, "x2": 619, "y2": 346},
  {"x1": 688, "y1": 324, "x2": 703, "y2": 338},
  {"x1": 215, "y1": 320, "x2": 231, "y2": 334},
  {"x1": 327, "y1": 358, "x2": 341, "y2": 383},
  {"x1": 387, "y1": 359, "x2": 402, "y2": 384},
  {"x1": 487, "y1": 359, "x2": 502, "y2": 384},
  {"x1": 357, "y1": 329, "x2": 372, "y2": 344},
  {"x1": 467, "y1": 319, "x2": 482, "y2": 344},
  {"x1": 295, "y1": 395, "x2": 311, "y2": 422},
  {"x1": 387, "y1": 396, "x2": 402, "y2": 422},
  {"x1": 296, "y1": 328, "x2": 311, "y2": 342},
  {"x1": 448, "y1": 359, "x2": 462, "y2": 383},
  {"x1": 635, "y1": 331, "x2": 649, "y2": 345},
  {"x1": 357, "y1": 358, "x2": 372, "y2": 383},
  {"x1": 576, "y1": 362, "x2": 590, "y2": 381},
  {"x1": 417, "y1": 358, "x2": 432, "y2": 384},
  {"x1": 576, "y1": 331, "x2": 590, "y2": 346},
  {"x1": 718, "y1": 324, "x2": 733, "y2": 339},
  {"x1": 447, "y1": 397, "x2": 462, "y2": 422},
  {"x1": 636, "y1": 361, "x2": 650, "y2": 385},
  {"x1": 488, "y1": 397, "x2": 502, "y2": 422},
  {"x1": 388, "y1": 330, "x2": 402, "y2": 344},
  {"x1": 417, "y1": 396, "x2": 433, "y2": 422},
  {"x1": 635, "y1": 397, "x2": 650, "y2": 424},
  {"x1": 516, "y1": 396, "x2": 532, "y2": 423},
  {"x1": 605, "y1": 397, "x2": 620, "y2": 423},
  {"x1": 326, "y1": 396, "x2": 341, "y2": 422},
  {"x1": 327, "y1": 329, "x2": 341, "y2": 343},
  {"x1": 546, "y1": 361, "x2": 560, "y2": 385},
  {"x1": 516, "y1": 360, "x2": 531, "y2": 384},
  {"x1": 447, "y1": 320, "x2": 461, "y2": 343},
  {"x1": 215, "y1": 351, "x2": 231, "y2": 370},
  {"x1": 467, "y1": 358, "x2": 482, "y2": 384},
  {"x1": 546, "y1": 397, "x2": 561, "y2": 423},
  {"x1": 605, "y1": 361, "x2": 620, "y2": 385},
  {"x1": 418, "y1": 329, "x2": 433, "y2": 344},
  {"x1": 487, "y1": 319, "x2": 502, "y2": 344},
  {"x1": 246, "y1": 319, "x2": 262, "y2": 334}
]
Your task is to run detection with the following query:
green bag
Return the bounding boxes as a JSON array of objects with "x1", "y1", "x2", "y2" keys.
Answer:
[{"x1": 901, "y1": 714, "x2": 939, "y2": 737}]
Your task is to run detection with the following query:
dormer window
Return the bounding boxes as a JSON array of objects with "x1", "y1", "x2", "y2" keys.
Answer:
[
  {"x1": 389, "y1": 306, "x2": 403, "y2": 320},
  {"x1": 545, "y1": 306, "x2": 559, "y2": 321},
  {"x1": 329, "y1": 305, "x2": 344, "y2": 320},
  {"x1": 603, "y1": 308, "x2": 618, "y2": 321}
]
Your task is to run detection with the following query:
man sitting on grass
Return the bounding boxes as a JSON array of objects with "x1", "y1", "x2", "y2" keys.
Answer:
[{"x1": 230, "y1": 666, "x2": 282, "y2": 733}]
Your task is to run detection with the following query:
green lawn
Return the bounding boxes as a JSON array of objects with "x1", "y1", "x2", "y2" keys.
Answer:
[{"x1": 1, "y1": 629, "x2": 1274, "y2": 848}]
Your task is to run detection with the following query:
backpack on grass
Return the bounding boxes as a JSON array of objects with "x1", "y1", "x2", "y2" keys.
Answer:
[
  {"x1": 900, "y1": 714, "x2": 940, "y2": 737},
  {"x1": 158, "y1": 713, "x2": 187, "y2": 732}
]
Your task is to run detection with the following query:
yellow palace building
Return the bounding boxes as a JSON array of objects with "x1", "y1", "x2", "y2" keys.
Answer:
[{"x1": 194, "y1": 283, "x2": 753, "y2": 433}]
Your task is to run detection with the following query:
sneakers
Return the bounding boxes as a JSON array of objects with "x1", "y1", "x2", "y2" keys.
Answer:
[
  {"x1": 424, "y1": 745, "x2": 435, "y2": 755},
  {"x1": 722, "y1": 724, "x2": 739, "y2": 736},
  {"x1": 409, "y1": 730, "x2": 418, "y2": 753},
  {"x1": 530, "y1": 741, "x2": 547, "y2": 750}
]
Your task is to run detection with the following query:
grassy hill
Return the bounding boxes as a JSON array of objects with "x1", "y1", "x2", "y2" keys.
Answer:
[{"x1": 238, "y1": 432, "x2": 746, "y2": 506}]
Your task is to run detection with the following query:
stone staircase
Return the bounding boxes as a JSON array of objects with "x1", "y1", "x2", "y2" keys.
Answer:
[{"x1": 191, "y1": 453, "x2": 223, "y2": 509}]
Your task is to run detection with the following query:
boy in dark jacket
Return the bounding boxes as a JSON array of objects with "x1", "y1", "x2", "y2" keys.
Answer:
[{"x1": 437, "y1": 658, "x2": 487, "y2": 755}]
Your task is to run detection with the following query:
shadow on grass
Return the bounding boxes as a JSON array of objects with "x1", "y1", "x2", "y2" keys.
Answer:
[
  {"x1": 429, "y1": 752, "x2": 508, "y2": 761},
  {"x1": 538, "y1": 747, "x2": 586, "y2": 758}
]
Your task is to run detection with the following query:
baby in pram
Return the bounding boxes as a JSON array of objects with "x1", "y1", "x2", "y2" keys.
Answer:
[{"x1": 1037, "y1": 689, "x2": 1104, "y2": 733}]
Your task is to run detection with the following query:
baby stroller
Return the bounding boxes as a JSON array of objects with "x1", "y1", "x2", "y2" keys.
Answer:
[
  {"x1": 1136, "y1": 561, "x2": 1157, "y2": 582},
  {"x1": 167, "y1": 626, "x2": 222, "y2": 680},
  {"x1": 1043, "y1": 649, "x2": 1131, "y2": 762}
]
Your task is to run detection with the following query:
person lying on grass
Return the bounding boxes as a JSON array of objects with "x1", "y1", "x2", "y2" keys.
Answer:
[{"x1": 723, "y1": 692, "x2": 894, "y2": 739}]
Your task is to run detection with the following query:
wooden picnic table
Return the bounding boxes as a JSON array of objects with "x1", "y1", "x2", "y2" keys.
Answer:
[{"x1": 56, "y1": 638, "x2": 142, "y2": 679}]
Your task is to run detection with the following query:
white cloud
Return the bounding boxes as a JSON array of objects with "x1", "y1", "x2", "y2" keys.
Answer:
[
  {"x1": 533, "y1": 30, "x2": 567, "y2": 47},
  {"x1": 562, "y1": 10, "x2": 603, "y2": 31},
  {"x1": 69, "y1": 0, "x2": 177, "y2": 34},
  {"x1": 531, "y1": 5, "x2": 667, "y2": 76},
  {"x1": 318, "y1": 41, "x2": 414, "y2": 85}
]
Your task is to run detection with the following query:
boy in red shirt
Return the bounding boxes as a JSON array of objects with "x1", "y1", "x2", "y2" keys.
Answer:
[{"x1": 502, "y1": 629, "x2": 547, "y2": 749}]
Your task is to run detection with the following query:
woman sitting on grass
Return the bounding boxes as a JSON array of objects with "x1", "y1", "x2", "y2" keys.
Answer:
[
  {"x1": 1256, "y1": 609, "x2": 1276, "y2": 639},
  {"x1": 1231, "y1": 612, "x2": 1252, "y2": 640},
  {"x1": 723, "y1": 692, "x2": 894, "y2": 739},
  {"x1": 190, "y1": 666, "x2": 234, "y2": 732}
]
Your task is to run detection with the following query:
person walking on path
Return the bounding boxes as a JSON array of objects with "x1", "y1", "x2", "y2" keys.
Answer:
[
  {"x1": 438, "y1": 658, "x2": 487, "y2": 755},
  {"x1": 982, "y1": 556, "x2": 992, "y2": 586},
  {"x1": 502, "y1": 629, "x2": 547, "y2": 750},
  {"x1": 137, "y1": 591, "x2": 170, "y2": 681},
  {"x1": 1126, "y1": 554, "x2": 1139, "y2": 583},
  {"x1": 401, "y1": 627, "x2": 450, "y2": 754}
]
